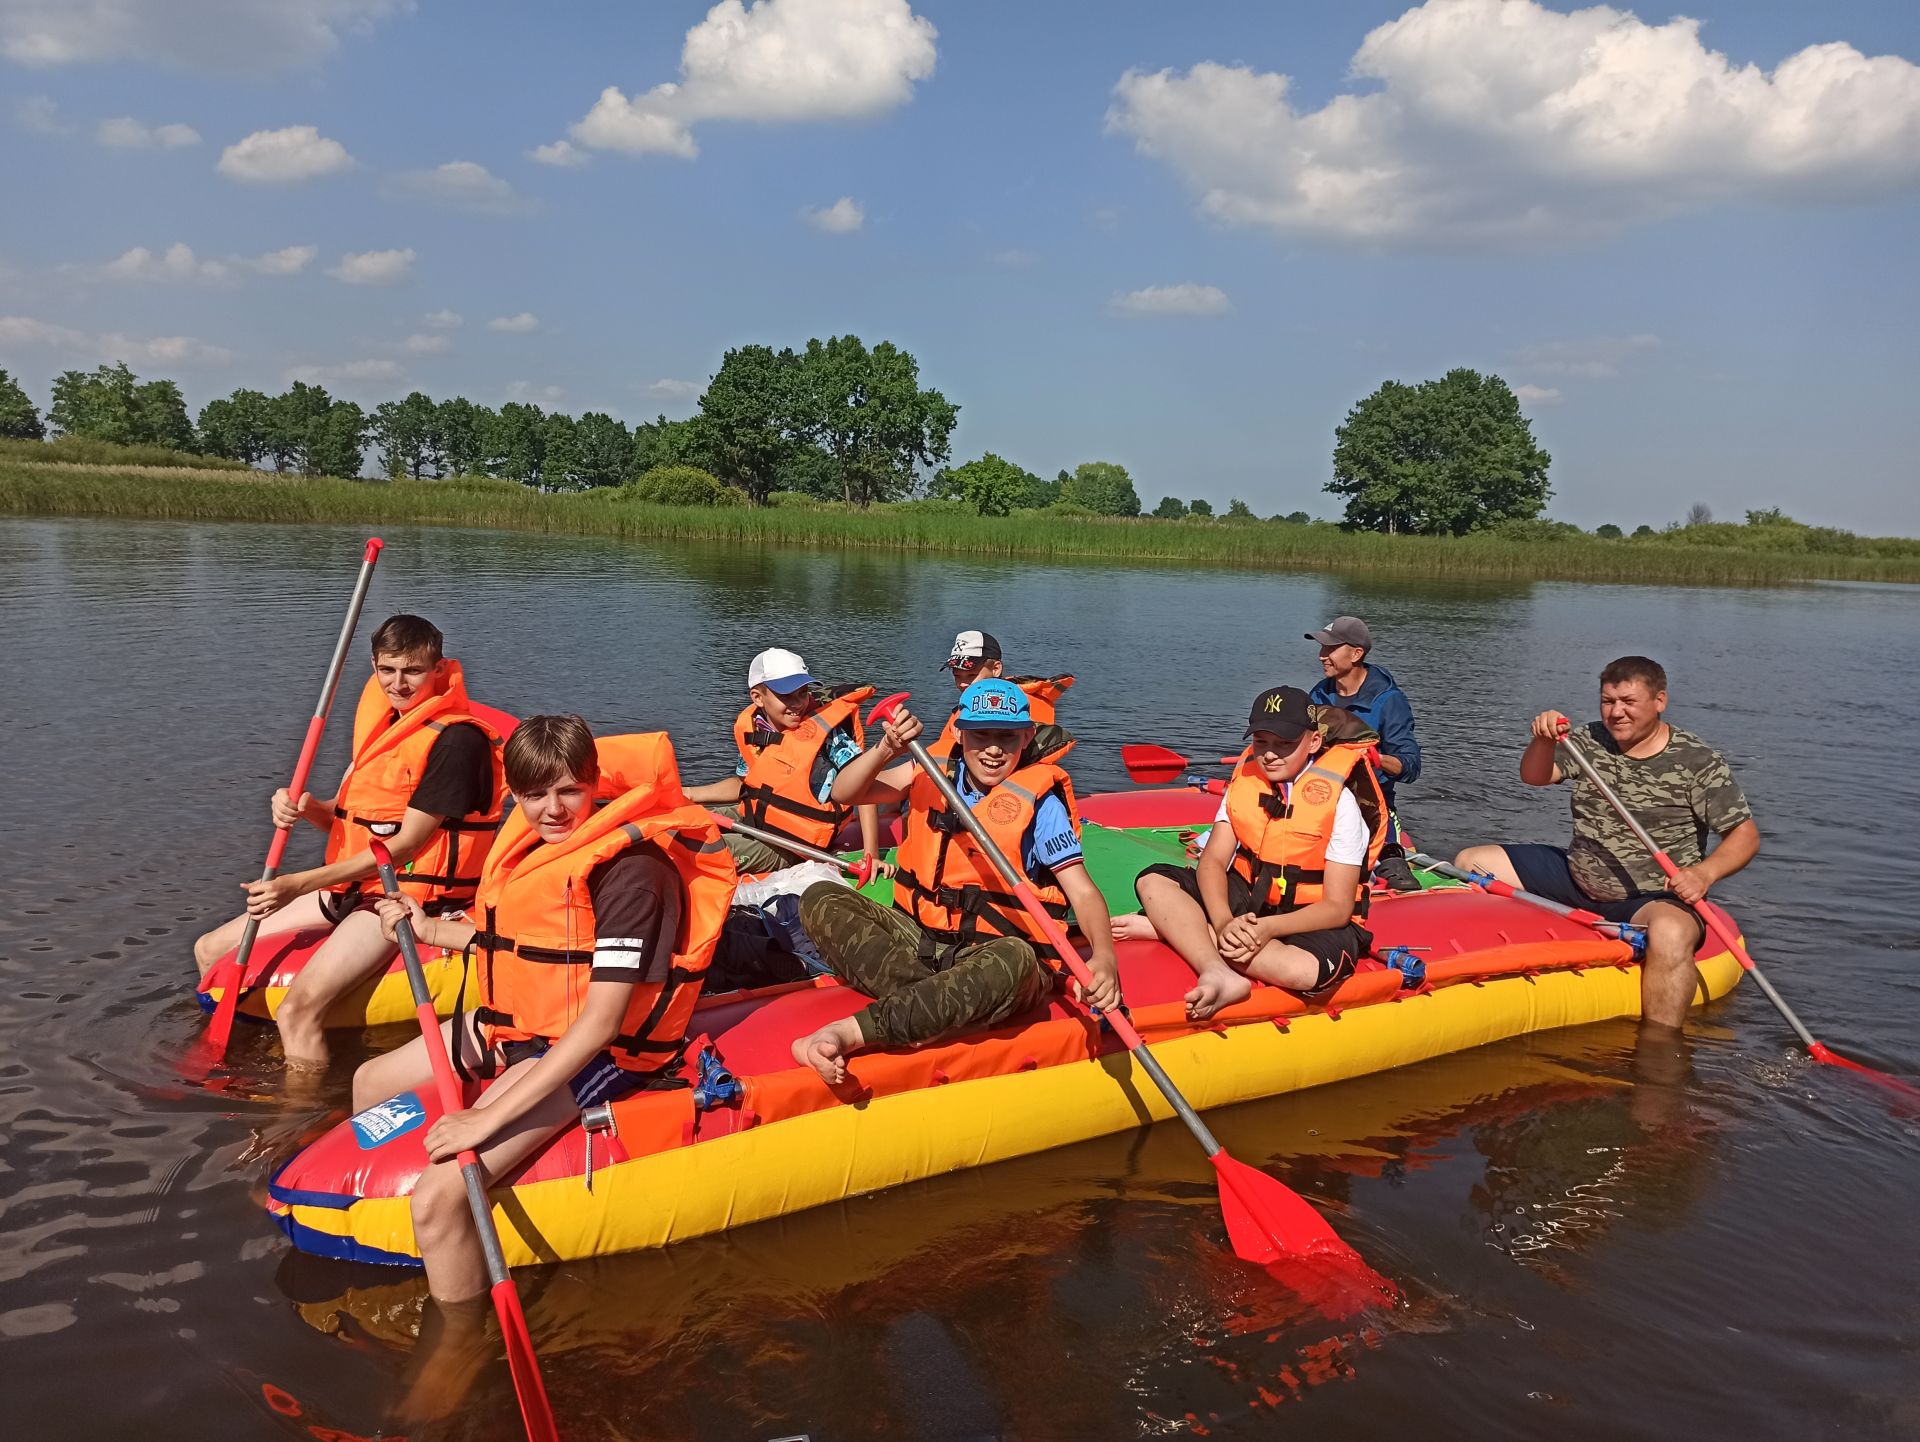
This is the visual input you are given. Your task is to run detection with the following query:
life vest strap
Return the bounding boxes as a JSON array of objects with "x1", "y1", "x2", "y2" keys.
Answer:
[{"x1": 737, "y1": 781, "x2": 848, "y2": 829}]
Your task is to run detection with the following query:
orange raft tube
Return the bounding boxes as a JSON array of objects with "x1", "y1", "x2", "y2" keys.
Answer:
[{"x1": 268, "y1": 794, "x2": 1746, "y2": 1267}]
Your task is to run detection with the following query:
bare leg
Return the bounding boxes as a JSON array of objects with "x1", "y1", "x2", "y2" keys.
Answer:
[
  {"x1": 1240, "y1": 938, "x2": 1327, "y2": 992},
  {"x1": 1453, "y1": 844, "x2": 1522, "y2": 887},
  {"x1": 409, "y1": 1052, "x2": 584, "y2": 1304},
  {"x1": 791, "y1": 1016, "x2": 864, "y2": 1085},
  {"x1": 1632, "y1": 903, "x2": 1704, "y2": 1030},
  {"x1": 1136, "y1": 872, "x2": 1250, "y2": 1021},
  {"x1": 193, "y1": 889, "x2": 330, "y2": 977},
  {"x1": 351, "y1": 1012, "x2": 485, "y2": 1114},
  {"x1": 274, "y1": 908, "x2": 400, "y2": 1067},
  {"x1": 1111, "y1": 913, "x2": 1158, "y2": 942}
]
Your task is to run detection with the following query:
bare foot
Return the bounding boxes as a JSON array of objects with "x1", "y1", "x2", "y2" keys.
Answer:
[
  {"x1": 1184, "y1": 965, "x2": 1252, "y2": 1022},
  {"x1": 1111, "y1": 913, "x2": 1158, "y2": 942},
  {"x1": 791, "y1": 1018, "x2": 863, "y2": 1085}
]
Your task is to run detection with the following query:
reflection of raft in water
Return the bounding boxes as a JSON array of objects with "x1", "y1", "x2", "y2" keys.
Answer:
[{"x1": 268, "y1": 788, "x2": 1745, "y2": 1268}]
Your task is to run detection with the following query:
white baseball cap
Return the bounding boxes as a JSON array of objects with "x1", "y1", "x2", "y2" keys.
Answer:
[{"x1": 747, "y1": 647, "x2": 815, "y2": 693}]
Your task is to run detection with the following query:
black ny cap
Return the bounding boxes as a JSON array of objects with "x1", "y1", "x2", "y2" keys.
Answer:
[{"x1": 1245, "y1": 685, "x2": 1313, "y2": 741}]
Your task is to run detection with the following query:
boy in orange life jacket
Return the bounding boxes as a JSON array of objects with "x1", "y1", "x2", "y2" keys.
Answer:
[
  {"x1": 927, "y1": 629, "x2": 1074, "y2": 757},
  {"x1": 191, "y1": 615, "x2": 505, "y2": 1069},
  {"x1": 355, "y1": 714, "x2": 733, "y2": 1304},
  {"x1": 1130, "y1": 686, "x2": 1385, "y2": 1022},
  {"x1": 789, "y1": 680, "x2": 1121, "y2": 1085},
  {"x1": 686, "y1": 647, "x2": 883, "y2": 876}
]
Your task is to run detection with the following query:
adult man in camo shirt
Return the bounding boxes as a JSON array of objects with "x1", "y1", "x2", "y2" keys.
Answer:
[{"x1": 1455, "y1": 655, "x2": 1760, "y2": 1031}]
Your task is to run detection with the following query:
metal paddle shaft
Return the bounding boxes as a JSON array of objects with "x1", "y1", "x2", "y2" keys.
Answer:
[
  {"x1": 1408, "y1": 853, "x2": 1644, "y2": 946},
  {"x1": 1556, "y1": 730, "x2": 1916, "y2": 1096},
  {"x1": 206, "y1": 537, "x2": 383, "y2": 1056},
  {"x1": 370, "y1": 843, "x2": 560, "y2": 1442},
  {"x1": 869, "y1": 695, "x2": 1391, "y2": 1286},
  {"x1": 712, "y1": 813, "x2": 875, "y2": 884}
]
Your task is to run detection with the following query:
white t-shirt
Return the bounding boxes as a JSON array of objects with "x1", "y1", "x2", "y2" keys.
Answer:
[{"x1": 1213, "y1": 783, "x2": 1370, "y2": 867}]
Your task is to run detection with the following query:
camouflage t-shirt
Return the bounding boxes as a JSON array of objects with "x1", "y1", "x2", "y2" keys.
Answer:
[{"x1": 1558, "y1": 722, "x2": 1752, "y2": 902}]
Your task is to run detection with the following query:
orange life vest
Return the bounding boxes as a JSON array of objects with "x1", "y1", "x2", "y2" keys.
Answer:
[
  {"x1": 891, "y1": 753, "x2": 1079, "y2": 966},
  {"x1": 324, "y1": 663, "x2": 505, "y2": 910},
  {"x1": 1222, "y1": 742, "x2": 1388, "y2": 918},
  {"x1": 472, "y1": 733, "x2": 736, "y2": 1076},
  {"x1": 928, "y1": 674, "x2": 1076, "y2": 759},
  {"x1": 732, "y1": 684, "x2": 874, "y2": 849}
]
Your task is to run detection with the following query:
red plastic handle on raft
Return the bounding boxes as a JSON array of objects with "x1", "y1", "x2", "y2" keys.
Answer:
[{"x1": 364, "y1": 536, "x2": 384, "y2": 562}]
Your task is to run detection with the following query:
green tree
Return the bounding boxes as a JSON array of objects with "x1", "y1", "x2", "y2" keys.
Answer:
[
  {"x1": 1745, "y1": 506, "x2": 1790, "y2": 527},
  {"x1": 0, "y1": 369, "x2": 45, "y2": 439},
  {"x1": 371, "y1": 391, "x2": 442, "y2": 479},
  {"x1": 1019, "y1": 471, "x2": 1061, "y2": 509},
  {"x1": 541, "y1": 411, "x2": 583, "y2": 491},
  {"x1": 304, "y1": 401, "x2": 367, "y2": 477},
  {"x1": 1595, "y1": 522, "x2": 1624, "y2": 539},
  {"x1": 1225, "y1": 498, "x2": 1255, "y2": 521},
  {"x1": 1152, "y1": 495, "x2": 1187, "y2": 519},
  {"x1": 1282, "y1": 510, "x2": 1312, "y2": 525},
  {"x1": 1061, "y1": 461, "x2": 1141, "y2": 517},
  {"x1": 621, "y1": 464, "x2": 741, "y2": 507},
  {"x1": 487, "y1": 402, "x2": 546, "y2": 485},
  {"x1": 436, "y1": 396, "x2": 492, "y2": 477},
  {"x1": 630, "y1": 413, "x2": 703, "y2": 478},
  {"x1": 696, "y1": 344, "x2": 802, "y2": 504},
  {"x1": 49, "y1": 362, "x2": 141, "y2": 443},
  {"x1": 1632, "y1": 524, "x2": 1657, "y2": 538},
  {"x1": 269, "y1": 382, "x2": 335, "y2": 472},
  {"x1": 1188, "y1": 497, "x2": 1213, "y2": 518},
  {"x1": 1328, "y1": 368, "x2": 1551, "y2": 535},
  {"x1": 572, "y1": 411, "x2": 632, "y2": 490},
  {"x1": 791, "y1": 335, "x2": 958, "y2": 508},
  {"x1": 135, "y1": 379, "x2": 195, "y2": 451},
  {"x1": 197, "y1": 388, "x2": 273, "y2": 464},
  {"x1": 945, "y1": 452, "x2": 1033, "y2": 517}
]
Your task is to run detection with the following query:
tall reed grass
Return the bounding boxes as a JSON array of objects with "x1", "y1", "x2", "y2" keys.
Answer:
[{"x1": 5, "y1": 461, "x2": 1918, "y2": 586}]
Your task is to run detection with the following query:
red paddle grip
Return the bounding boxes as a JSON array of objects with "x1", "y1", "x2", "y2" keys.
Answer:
[
  {"x1": 363, "y1": 536, "x2": 384, "y2": 562},
  {"x1": 867, "y1": 690, "x2": 910, "y2": 728}
]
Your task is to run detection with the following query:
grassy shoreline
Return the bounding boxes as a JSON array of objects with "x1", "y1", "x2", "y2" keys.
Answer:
[{"x1": 5, "y1": 460, "x2": 1918, "y2": 586}]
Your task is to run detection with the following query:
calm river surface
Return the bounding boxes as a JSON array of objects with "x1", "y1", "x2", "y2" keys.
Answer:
[{"x1": 2, "y1": 517, "x2": 1917, "y2": 1441}]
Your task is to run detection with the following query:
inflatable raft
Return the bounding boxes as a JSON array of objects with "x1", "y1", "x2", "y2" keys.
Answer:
[{"x1": 267, "y1": 789, "x2": 1745, "y2": 1267}]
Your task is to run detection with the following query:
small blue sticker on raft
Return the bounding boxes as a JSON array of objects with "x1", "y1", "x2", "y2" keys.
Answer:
[{"x1": 351, "y1": 1092, "x2": 427, "y2": 1150}]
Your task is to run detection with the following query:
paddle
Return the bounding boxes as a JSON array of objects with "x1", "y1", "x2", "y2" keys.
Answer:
[
  {"x1": 1408, "y1": 853, "x2": 1646, "y2": 947},
  {"x1": 205, "y1": 537, "x2": 383, "y2": 1057},
  {"x1": 369, "y1": 841, "x2": 560, "y2": 1442},
  {"x1": 870, "y1": 694, "x2": 1396, "y2": 1305},
  {"x1": 1556, "y1": 725, "x2": 1920, "y2": 1100},
  {"x1": 710, "y1": 812, "x2": 878, "y2": 885}
]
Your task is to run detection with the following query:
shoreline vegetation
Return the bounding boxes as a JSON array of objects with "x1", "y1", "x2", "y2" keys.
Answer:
[{"x1": 7, "y1": 451, "x2": 1920, "y2": 586}]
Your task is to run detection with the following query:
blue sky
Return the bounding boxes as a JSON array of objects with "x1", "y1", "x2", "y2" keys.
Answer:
[{"x1": 3, "y1": 0, "x2": 1917, "y2": 531}]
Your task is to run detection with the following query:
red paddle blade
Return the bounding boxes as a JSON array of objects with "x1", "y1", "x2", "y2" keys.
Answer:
[
  {"x1": 1808, "y1": 1042, "x2": 1920, "y2": 1103},
  {"x1": 491, "y1": 1278, "x2": 560, "y2": 1442},
  {"x1": 1213, "y1": 1153, "x2": 1399, "y2": 1318},
  {"x1": 1120, "y1": 743, "x2": 1189, "y2": 784},
  {"x1": 203, "y1": 957, "x2": 243, "y2": 1056}
]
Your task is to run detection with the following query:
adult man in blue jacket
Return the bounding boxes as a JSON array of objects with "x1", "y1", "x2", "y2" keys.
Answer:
[{"x1": 1307, "y1": 615, "x2": 1422, "y2": 889}]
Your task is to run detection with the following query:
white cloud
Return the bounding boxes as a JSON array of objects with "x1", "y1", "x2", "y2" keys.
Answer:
[
  {"x1": 644, "y1": 377, "x2": 702, "y2": 401},
  {"x1": 506, "y1": 380, "x2": 564, "y2": 405},
  {"x1": 1109, "y1": 283, "x2": 1231, "y2": 317},
  {"x1": 1, "y1": 1, "x2": 405, "y2": 73},
  {"x1": 1512, "y1": 383, "x2": 1563, "y2": 407},
  {"x1": 327, "y1": 248, "x2": 415, "y2": 285},
  {"x1": 99, "y1": 243, "x2": 227, "y2": 283},
  {"x1": 487, "y1": 312, "x2": 539, "y2": 334},
  {"x1": 287, "y1": 357, "x2": 404, "y2": 386},
  {"x1": 96, "y1": 116, "x2": 200, "y2": 149},
  {"x1": 557, "y1": 0, "x2": 937, "y2": 161},
  {"x1": 14, "y1": 95, "x2": 70, "y2": 134},
  {"x1": 246, "y1": 244, "x2": 317, "y2": 276},
  {"x1": 1520, "y1": 333, "x2": 1661, "y2": 379},
  {"x1": 389, "y1": 160, "x2": 529, "y2": 214},
  {"x1": 802, "y1": 196, "x2": 864, "y2": 233},
  {"x1": 218, "y1": 125, "x2": 354, "y2": 184},
  {"x1": 1107, "y1": 0, "x2": 1920, "y2": 247},
  {"x1": 398, "y1": 333, "x2": 450, "y2": 355},
  {"x1": 422, "y1": 309, "x2": 462, "y2": 329},
  {"x1": 0, "y1": 313, "x2": 230, "y2": 367},
  {"x1": 531, "y1": 139, "x2": 587, "y2": 168}
]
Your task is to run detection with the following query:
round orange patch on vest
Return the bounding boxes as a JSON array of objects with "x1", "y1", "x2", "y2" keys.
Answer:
[
  {"x1": 1299, "y1": 778, "x2": 1335, "y2": 807},
  {"x1": 984, "y1": 794, "x2": 1022, "y2": 825}
]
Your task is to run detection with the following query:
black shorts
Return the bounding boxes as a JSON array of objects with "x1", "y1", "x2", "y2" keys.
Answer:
[
  {"x1": 318, "y1": 889, "x2": 467, "y2": 926},
  {"x1": 1501, "y1": 844, "x2": 1704, "y2": 947},
  {"x1": 460, "y1": 1032, "x2": 648, "y2": 1108},
  {"x1": 1135, "y1": 862, "x2": 1370, "y2": 995}
]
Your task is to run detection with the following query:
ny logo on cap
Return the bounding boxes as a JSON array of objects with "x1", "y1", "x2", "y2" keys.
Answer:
[{"x1": 1263, "y1": 693, "x2": 1287, "y2": 713}]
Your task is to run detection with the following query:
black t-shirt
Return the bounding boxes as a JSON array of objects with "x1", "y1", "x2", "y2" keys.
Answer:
[
  {"x1": 586, "y1": 840, "x2": 686, "y2": 985},
  {"x1": 407, "y1": 721, "x2": 494, "y2": 819}
]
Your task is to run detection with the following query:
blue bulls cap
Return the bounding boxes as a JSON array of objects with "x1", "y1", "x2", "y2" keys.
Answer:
[{"x1": 954, "y1": 678, "x2": 1032, "y2": 729}]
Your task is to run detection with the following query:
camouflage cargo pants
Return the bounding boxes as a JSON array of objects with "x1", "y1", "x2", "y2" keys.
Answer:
[{"x1": 798, "y1": 881, "x2": 1053, "y2": 1048}]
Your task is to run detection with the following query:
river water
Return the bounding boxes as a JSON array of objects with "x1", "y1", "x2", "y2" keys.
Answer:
[{"x1": 2, "y1": 517, "x2": 1917, "y2": 1441}]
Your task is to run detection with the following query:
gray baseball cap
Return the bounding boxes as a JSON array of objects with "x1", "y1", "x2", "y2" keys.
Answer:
[{"x1": 1305, "y1": 615, "x2": 1372, "y2": 650}]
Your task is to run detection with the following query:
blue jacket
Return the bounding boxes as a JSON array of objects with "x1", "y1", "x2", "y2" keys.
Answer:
[{"x1": 1309, "y1": 662, "x2": 1420, "y2": 810}]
